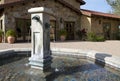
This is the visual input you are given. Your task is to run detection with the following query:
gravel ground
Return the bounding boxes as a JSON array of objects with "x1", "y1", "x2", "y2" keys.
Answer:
[{"x1": 0, "y1": 40, "x2": 120, "y2": 57}]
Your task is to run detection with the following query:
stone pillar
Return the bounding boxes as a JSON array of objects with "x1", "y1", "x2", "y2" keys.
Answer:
[{"x1": 28, "y1": 7, "x2": 53, "y2": 71}]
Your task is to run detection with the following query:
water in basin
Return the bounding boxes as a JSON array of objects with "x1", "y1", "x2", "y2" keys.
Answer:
[{"x1": 0, "y1": 55, "x2": 120, "y2": 81}]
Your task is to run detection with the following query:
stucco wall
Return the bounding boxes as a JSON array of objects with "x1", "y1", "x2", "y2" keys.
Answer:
[
  {"x1": 81, "y1": 15, "x2": 120, "y2": 39},
  {"x1": 91, "y1": 17, "x2": 103, "y2": 34},
  {"x1": 3, "y1": 0, "x2": 81, "y2": 39},
  {"x1": 81, "y1": 15, "x2": 91, "y2": 33},
  {"x1": 91, "y1": 16, "x2": 120, "y2": 39},
  {"x1": 0, "y1": 0, "x2": 4, "y2": 4}
]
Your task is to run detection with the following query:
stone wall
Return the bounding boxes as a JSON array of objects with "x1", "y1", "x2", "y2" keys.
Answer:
[
  {"x1": 65, "y1": 0, "x2": 80, "y2": 10},
  {"x1": 3, "y1": 0, "x2": 81, "y2": 40}
]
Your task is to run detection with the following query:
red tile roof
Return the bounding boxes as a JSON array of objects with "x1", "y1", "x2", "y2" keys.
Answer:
[{"x1": 81, "y1": 9, "x2": 120, "y2": 19}]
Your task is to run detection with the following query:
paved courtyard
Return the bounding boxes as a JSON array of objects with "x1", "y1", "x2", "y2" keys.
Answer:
[{"x1": 0, "y1": 40, "x2": 120, "y2": 57}]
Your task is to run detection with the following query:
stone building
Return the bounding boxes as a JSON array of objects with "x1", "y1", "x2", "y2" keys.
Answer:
[
  {"x1": 81, "y1": 9, "x2": 120, "y2": 40},
  {"x1": 0, "y1": 0, "x2": 120, "y2": 42},
  {"x1": 0, "y1": 0, "x2": 85, "y2": 42}
]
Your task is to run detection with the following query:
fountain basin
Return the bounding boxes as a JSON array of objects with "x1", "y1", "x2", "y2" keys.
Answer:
[{"x1": 0, "y1": 48, "x2": 120, "y2": 81}]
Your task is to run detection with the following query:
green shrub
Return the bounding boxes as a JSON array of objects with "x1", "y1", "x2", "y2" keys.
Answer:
[
  {"x1": 0, "y1": 30, "x2": 3, "y2": 37},
  {"x1": 87, "y1": 32, "x2": 96, "y2": 41},
  {"x1": 96, "y1": 36, "x2": 105, "y2": 41},
  {"x1": 58, "y1": 29, "x2": 67, "y2": 36},
  {"x1": 6, "y1": 29, "x2": 16, "y2": 37},
  {"x1": 116, "y1": 32, "x2": 120, "y2": 40},
  {"x1": 87, "y1": 32, "x2": 105, "y2": 42},
  {"x1": 76, "y1": 29, "x2": 87, "y2": 40}
]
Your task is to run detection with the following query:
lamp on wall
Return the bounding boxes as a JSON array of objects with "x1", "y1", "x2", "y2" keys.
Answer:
[{"x1": 118, "y1": 25, "x2": 120, "y2": 29}]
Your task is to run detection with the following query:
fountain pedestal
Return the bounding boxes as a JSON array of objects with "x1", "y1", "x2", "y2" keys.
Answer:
[{"x1": 28, "y1": 7, "x2": 53, "y2": 70}]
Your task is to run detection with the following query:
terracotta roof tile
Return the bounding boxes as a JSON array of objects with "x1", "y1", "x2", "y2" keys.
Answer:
[{"x1": 81, "y1": 9, "x2": 120, "y2": 19}]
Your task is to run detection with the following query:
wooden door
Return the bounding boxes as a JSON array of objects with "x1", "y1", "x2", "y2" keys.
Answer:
[
  {"x1": 65, "y1": 22, "x2": 75, "y2": 40},
  {"x1": 103, "y1": 22, "x2": 111, "y2": 40}
]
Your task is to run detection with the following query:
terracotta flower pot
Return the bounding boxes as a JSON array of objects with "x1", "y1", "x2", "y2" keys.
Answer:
[
  {"x1": 60, "y1": 35, "x2": 66, "y2": 41},
  {"x1": 7, "y1": 36, "x2": 15, "y2": 44}
]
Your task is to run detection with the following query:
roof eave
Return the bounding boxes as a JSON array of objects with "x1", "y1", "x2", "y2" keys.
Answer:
[
  {"x1": 0, "y1": 0, "x2": 31, "y2": 9},
  {"x1": 91, "y1": 14, "x2": 120, "y2": 20},
  {"x1": 81, "y1": 9, "x2": 120, "y2": 20},
  {"x1": 76, "y1": 0, "x2": 86, "y2": 5},
  {"x1": 56, "y1": 0, "x2": 82, "y2": 15},
  {"x1": 0, "y1": 0, "x2": 82, "y2": 15}
]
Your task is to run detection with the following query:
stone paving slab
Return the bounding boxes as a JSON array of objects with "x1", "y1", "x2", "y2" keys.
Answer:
[
  {"x1": 51, "y1": 40, "x2": 120, "y2": 57},
  {"x1": 0, "y1": 41, "x2": 120, "y2": 57},
  {"x1": 0, "y1": 43, "x2": 31, "y2": 50}
]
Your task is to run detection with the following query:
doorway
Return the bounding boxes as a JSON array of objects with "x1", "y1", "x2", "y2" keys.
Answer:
[
  {"x1": 64, "y1": 22, "x2": 75, "y2": 40},
  {"x1": 103, "y1": 22, "x2": 111, "y2": 40},
  {"x1": 16, "y1": 18, "x2": 31, "y2": 42}
]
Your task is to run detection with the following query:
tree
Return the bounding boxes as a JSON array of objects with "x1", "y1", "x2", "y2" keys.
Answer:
[{"x1": 106, "y1": 0, "x2": 120, "y2": 15}]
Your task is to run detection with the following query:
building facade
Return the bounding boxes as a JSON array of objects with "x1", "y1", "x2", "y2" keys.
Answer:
[
  {"x1": 0, "y1": 0, "x2": 85, "y2": 42},
  {"x1": 81, "y1": 9, "x2": 120, "y2": 40},
  {"x1": 0, "y1": 0, "x2": 120, "y2": 42}
]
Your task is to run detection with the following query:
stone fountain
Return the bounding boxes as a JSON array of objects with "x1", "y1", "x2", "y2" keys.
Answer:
[{"x1": 28, "y1": 7, "x2": 53, "y2": 71}]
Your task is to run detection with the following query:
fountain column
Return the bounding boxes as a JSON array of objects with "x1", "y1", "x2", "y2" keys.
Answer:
[{"x1": 28, "y1": 7, "x2": 53, "y2": 71}]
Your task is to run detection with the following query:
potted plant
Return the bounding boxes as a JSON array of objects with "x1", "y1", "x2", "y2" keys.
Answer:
[
  {"x1": 6, "y1": 29, "x2": 16, "y2": 44},
  {"x1": 59, "y1": 29, "x2": 67, "y2": 41},
  {"x1": 0, "y1": 30, "x2": 3, "y2": 43}
]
